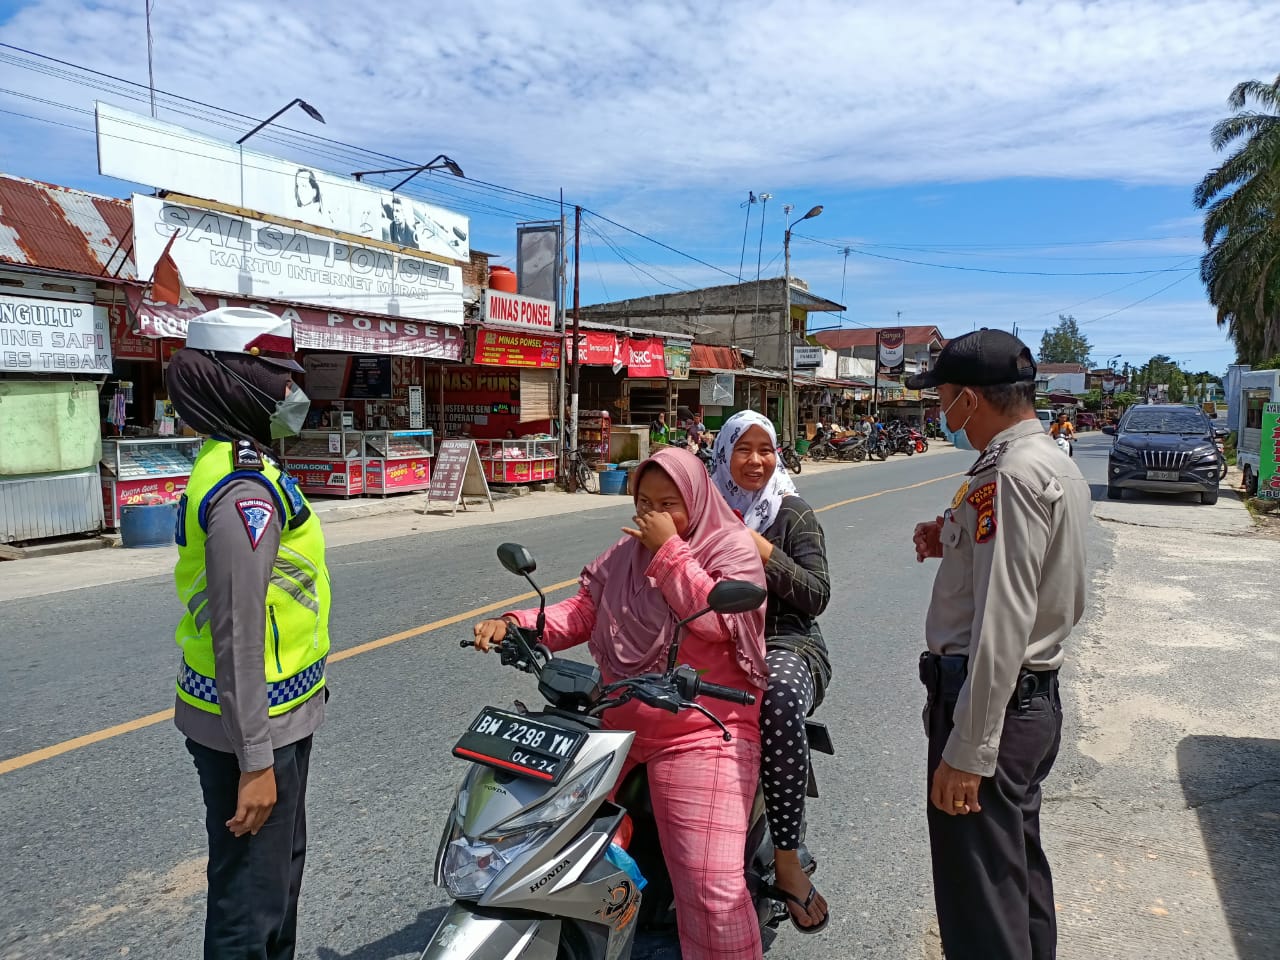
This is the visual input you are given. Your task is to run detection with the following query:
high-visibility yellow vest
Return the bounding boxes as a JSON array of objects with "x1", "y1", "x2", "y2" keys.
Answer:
[{"x1": 173, "y1": 439, "x2": 331, "y2": 716}]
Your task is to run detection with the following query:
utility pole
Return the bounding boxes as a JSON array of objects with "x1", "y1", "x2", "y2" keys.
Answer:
[
  {"x1": 753, "y1": 193, "x2": 772, "y2": 329},
  {"x1": 783, "y1": 203, "x2": 823, "y2": 445},
  {"x1": 146, "y1": 0, "x2": 157, "y2": 118},
  {"x1": 569, "y1": 205, "x2": 582, "y2": 489}
]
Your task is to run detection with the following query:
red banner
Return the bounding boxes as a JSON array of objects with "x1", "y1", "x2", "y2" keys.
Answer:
[
  {"x1": 107, "y1": 304, "x2": 157, "y2": 361},
  {"x1": 570, "y1": 331, "x2": 623, "y2": 366},
  {"x1": 626, "y1": 337, "x2": 667, "y2": 378},
  {"x1": 474, "y1": 329, "x2": 562, "y2": 369},
  {"x1": 126, "y1": 289, "x2": 463, "y2": 361}
]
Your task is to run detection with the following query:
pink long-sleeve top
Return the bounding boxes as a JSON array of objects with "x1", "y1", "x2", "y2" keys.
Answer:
[{"x1": 508, "y1": 537, "x2": 764, "y2": 747}]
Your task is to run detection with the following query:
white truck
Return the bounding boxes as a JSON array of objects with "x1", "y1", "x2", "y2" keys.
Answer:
[{"x1": 1226, "y1": 366, "x2": 1280, "y2": 497}]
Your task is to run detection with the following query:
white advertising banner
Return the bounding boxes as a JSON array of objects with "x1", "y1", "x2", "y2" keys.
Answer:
[
  {"x1": 0, "y1": 294, "x2": 111, "y2": 373},
  {"x1": 133, "y1": 194, "x2": 464, "y2": 325},
  {"x1": 97, "y1": 102, "x2": 469, "y2": 263},
  {"x1": 792, "y1": 346, "x2": 823, "y2": 369},
  {"x1": 482, "y1": 289, "x2": 556, "y2": 332}
]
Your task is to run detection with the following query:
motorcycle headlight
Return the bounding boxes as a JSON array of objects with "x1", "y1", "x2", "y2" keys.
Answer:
[{"x1": 441, "y1": 756, "x2": 611, "y2": 901}]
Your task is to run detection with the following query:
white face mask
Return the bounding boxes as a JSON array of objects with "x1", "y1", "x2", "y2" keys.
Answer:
[{"x1": 942, "y1": 390, "x2": 975, "y2": 451}]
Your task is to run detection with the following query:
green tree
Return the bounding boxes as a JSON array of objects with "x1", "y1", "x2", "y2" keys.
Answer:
[
  {"x1": 1038, "y1": 314, "x2": 1092, "y2": 366},
  {"x1": 1194, "y1": 75, "x2": 1280, "y2": 364}
]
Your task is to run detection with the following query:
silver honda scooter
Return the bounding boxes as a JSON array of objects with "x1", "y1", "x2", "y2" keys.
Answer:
[{"x1": 420, "y1": 543, "x2": 832, "y2": 960}]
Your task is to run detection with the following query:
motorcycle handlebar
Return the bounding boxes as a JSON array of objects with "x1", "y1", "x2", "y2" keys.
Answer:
[{"x1": 695, "y1": 680, "x2": 757, "y2": 706}]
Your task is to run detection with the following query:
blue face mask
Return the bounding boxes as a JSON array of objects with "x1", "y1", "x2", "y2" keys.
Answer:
[{"x1": 942, "y1": 390, "x2": 975, "y2": 451}]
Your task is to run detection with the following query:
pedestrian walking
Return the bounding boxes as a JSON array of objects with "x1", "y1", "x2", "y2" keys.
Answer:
[
  {"x1": 166, "y1": 307, "x2": 332, "y2": 960},
  {"x1": 905, "y1": 329, "x2": 1090, "y2": 960}
]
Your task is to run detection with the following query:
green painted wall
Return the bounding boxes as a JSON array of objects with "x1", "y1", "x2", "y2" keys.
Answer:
[{"x1": 0, "y1": 380, "x2": 102, "y2": 476}]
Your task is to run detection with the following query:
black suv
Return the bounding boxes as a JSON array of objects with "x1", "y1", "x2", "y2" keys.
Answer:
[{"x1": 1105, "y1": 404, "x2": 1223, "y2": 504}]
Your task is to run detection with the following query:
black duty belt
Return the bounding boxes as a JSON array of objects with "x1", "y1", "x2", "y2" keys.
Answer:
[{"x1": 918, "y1": 652, "x2": 1056, "y2": 711}]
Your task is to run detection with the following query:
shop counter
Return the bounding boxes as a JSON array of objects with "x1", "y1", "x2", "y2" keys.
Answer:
[
  {"x1": 280, "y1": 431, "x2": 365, "y2": 497},
  {"x1": 475, "y1": 438, "x2": 560, "y2": 485},
  {"x1": 364, "y1": 429, "x2": 435, "y2": 495},
  {"x1": 100, "y1": 437, "x2": 203, "y2": 528}
]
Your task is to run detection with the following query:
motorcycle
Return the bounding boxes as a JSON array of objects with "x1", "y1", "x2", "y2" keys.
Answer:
[
  {"x1": 427, "y1": 544, "x2": 833, "y2": 959},
  {"x1": 696, "y1": 444, "x2": 715, "y2": 474},
  {"x1": 829, "y1": 435, "x2": 870, "y2": 465},
  {"x1": 778, "y1": 442, "x2": 803, "y2": 475},
  {"x1": 1054, "y1": 434, "x2": 1073, "y2": 458},
  {"x1": 906, "y1": 428, "x2": 928, "y2": 455}
]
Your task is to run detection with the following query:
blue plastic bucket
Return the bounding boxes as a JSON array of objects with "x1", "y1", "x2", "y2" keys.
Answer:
[
  {"x1": 120, "y1": 501, "x2": 179, "y2": 548},
  {"x1": 599, "y1": 469, "x2": 629, "y2": 496}
]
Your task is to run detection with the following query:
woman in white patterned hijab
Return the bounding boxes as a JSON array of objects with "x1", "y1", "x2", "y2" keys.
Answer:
[{"x1": 710, "y1": 410, "x2": 798, "y2": 531}]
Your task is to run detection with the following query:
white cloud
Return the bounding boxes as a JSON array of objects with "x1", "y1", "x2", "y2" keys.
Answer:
[{"x1": 0, "y1": 0, "x2": 1274, "y2": 193}]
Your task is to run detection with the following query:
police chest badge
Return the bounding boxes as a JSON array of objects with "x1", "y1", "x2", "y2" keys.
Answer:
[
  {"x1": 235, "y1": 498, "x2": 275, "y2": 550},
  {"x1": 966, "y1": 481, "x2": 998, "y2": 544}
]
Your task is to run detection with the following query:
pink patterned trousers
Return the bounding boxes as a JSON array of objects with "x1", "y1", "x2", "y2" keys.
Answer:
[{"x1": 620, "y1": 736, "x2": 763, "y2": 960}]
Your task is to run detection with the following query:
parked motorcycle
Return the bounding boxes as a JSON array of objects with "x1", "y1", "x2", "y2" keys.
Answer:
[
  {"x1": 696, "y1": 444, "x2": 715, "y2": 474},
  {"x1": 831, "y1": 434, "x2": 868, "y2": 462},
  {"x1": 778, "y1": 441, "x2": 803, "y2": 475},
  {"x1": 906, "y1": 427, "x2": 928, "y2": 455},
  {"x1": 429, "y1": 544, "x2": 833, "y2": 959}
]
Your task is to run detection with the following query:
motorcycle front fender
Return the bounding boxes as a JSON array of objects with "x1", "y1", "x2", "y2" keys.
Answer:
[{"x1": 421, "y1": 902, "x2": 561, "y2": 960}]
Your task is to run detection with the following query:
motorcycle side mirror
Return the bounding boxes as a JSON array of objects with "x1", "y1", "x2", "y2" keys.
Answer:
[
  {"x1": 707, "y1": 580, "x2": 767, "y2": 614},
  {"x1": 497, "y1": 542, "x2": 537, "y2": 577}
]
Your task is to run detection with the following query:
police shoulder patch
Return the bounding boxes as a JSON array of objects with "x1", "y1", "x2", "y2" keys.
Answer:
[
  {"x1": 967, "y1": 480, "x2": 998, "y2": 544},
  {"x1": 967, "y1": 440, "x2": 1009, "y2": 477},
  {"x1": 949, "y1": 480, "x2": 970, "y2": 511},
  {"x1": 234, "y1": 440, "x2": 264, "y2": 470},
  {"x1": 235, "y1": 498, "x2": 275, "y2": 550}
]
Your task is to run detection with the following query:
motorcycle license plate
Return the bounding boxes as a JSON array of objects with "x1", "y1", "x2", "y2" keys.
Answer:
[
  {"x1": 453, "y1": 707, "x2": 587, "y2": 784},
  {"x1": 1146, "y1": 470, "x2": 1179, "y2": 481}
]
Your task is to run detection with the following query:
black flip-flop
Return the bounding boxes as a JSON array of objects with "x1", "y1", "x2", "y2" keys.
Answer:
[{"x1": 762, "y1": 882, "x2": 830, "y2": 934}]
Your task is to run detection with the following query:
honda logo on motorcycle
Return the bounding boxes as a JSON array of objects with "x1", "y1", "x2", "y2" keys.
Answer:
[{"x1": 529, "y1": 857, "x2": 571, "y2": 893}]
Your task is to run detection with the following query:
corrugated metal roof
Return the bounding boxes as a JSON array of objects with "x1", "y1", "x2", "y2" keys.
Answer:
[
  {"x1": 0, "y1": 174, "x2": 134, "y2": 280},
  {"x1": 814, "y1": 325, "x2": 946, "y2": 350},
  {"x1": 690, "y1": 344, "x2": 743, "y2": 371}
]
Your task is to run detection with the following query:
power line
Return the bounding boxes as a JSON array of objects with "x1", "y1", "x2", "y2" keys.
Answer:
[
  {"x1": 792, "y1": 235, "x2": 1200, "y2": 277},
  {"x1": 1078, "y1": 272, "x2": 1198, "y2": 326}
]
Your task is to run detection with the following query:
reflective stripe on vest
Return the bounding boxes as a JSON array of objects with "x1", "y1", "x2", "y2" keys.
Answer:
[{"x1": 179, "y1": 658, "x2": 327, "y2": 708}]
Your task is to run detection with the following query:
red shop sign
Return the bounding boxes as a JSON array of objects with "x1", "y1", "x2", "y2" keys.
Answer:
[
  {"x1": 107, "y1": 304, "x2": 157, "y2": 361},
  {"x1": 474, "y1": 329, "x2": 562, "y2": 369},
  {"x1": 570, "y1": 331, "x2": 622, "y2": 366},
  {"x1": 126, "y1": 289, "x2": 464, "y2": 361},
  {"x1": 626, "y1": 337, "x2": 667, "y2": 378}
]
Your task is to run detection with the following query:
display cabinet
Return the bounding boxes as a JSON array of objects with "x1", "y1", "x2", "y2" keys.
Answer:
[
  {"x1": 475, "y1": 438, "x2": 560, "y2": 484},
  {"x1": 100, "y1": 437, "x2": 203, "y2": 528},
  {"x1": 577, "y1": 411, "x2": 612, "y2": 465},
  {"x1": 279, "y1": 430, "x2": 365, "y2": 497},
  {"x1": 363, "y1": 429, "x2": 435, "y2": 495}
]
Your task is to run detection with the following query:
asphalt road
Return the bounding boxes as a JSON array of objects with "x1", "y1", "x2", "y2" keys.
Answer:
[{"x1": 0, "y1": 437, "x2": 1112, "y2": 959}]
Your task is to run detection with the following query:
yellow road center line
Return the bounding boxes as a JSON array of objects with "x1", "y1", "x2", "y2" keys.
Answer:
[
  {"x1": 0, "y1": 582, "x2": 576, "y2": 777},
  {"x1": 814, "y1": 471, "x2": 967, "y2": 513},
  {"x1": 1, "y1": 470, "x2": 960, "y2": 776}
]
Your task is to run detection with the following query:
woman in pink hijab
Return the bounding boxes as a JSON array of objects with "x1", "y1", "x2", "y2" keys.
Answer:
[{"x1": 472, "y1": 447, "x2": 768, "y2": 960}]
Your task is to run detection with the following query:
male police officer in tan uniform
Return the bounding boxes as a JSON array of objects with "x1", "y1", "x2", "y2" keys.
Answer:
[{"x1": 907, "y1": 329, "x2": 1090, "y2": 960}]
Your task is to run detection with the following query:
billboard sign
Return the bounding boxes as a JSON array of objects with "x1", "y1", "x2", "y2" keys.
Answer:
[
  {"x1": 97, "y1": 103, "x2": 468, "y2": 262},
  {"x1": 133, "y1": 194, "x2": 463, "y2": 325},
  {"x1": 793, "y1": 345, "x2": 823, "y2": 369},
  {"x1": 125, "y1": 288, "x2": 463, "y2": 361},
  {"x1": 0, "y1": 294, "x2": 111, "y2": 373},
  {"x1": 1260, "y1": 402, "x2": 1280, "y2": 500},
  {"x1": 664, "y1": 342, "x2": 691, "y2": 380},
  {"x1": 516, "y1": 223, "x2": 560, "y2": 304},
  {"x1": 482, "y1": 289, "x2": 556, "y2": 332},
  {"x1": 474, "y1": 330, "x2": 562, "y2": 369},
  {"x1": 878, "y1": 328, "x2": 905, "y2": 375}
]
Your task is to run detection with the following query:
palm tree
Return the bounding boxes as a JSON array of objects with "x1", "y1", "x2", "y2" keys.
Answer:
[{"x1": 1194, "y1": 76, "x2": 1280, "y2": 364}]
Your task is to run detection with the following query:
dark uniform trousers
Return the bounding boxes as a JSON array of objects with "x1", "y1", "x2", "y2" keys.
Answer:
[
  {"x1": 926, "y1": 674, "x2": 1063, "y2": 960},
  {"x1": 187, "y1": 736, "x2": 313, "y2": 960}
]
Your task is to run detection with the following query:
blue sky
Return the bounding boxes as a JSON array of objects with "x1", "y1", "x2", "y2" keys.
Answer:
[{"x1": 0, "y1": 0, "x2": 1274, "y2": 375}]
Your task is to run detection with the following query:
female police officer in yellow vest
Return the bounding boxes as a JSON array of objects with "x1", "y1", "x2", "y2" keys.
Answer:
[{"x1": 166, "y1": 307, "x2": 331, "y2": 960}]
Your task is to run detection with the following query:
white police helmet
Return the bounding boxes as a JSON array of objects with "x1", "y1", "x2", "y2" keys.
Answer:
[{"x1": 184, "y1": 307, "x2": 303, "y2": 372}]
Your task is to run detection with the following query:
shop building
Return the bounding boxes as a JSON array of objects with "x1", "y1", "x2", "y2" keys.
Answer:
[{"x1": 0, "y1": 174, "x2": 134, "y2": 544}]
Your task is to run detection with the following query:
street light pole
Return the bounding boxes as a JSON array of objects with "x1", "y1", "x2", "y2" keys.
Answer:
[
  {"x1": 237, "y1": 98, "x2": 326, "y2": 145},
  {"x1": 783, "y1": 204, "x2": 823, "y2": 445}
]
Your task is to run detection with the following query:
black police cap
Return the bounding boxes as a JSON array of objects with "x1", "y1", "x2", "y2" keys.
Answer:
[{"x1": 903, "y1": 328, "x2": 1037, "y2": 390}]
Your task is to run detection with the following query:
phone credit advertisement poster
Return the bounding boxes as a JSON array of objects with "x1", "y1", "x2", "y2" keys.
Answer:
[{"x1": 474, "y1": 330, "x2": 561, "y2": 369}]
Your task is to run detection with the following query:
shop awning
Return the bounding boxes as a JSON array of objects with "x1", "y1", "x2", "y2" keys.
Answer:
[{"x1": 126, "y1": 289, "x2": 464, "y2": 362}]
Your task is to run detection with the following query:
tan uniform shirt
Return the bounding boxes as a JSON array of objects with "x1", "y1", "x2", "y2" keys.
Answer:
[{"x1": 927, "y1": 418, "x2": 1091, "y2": 777}]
